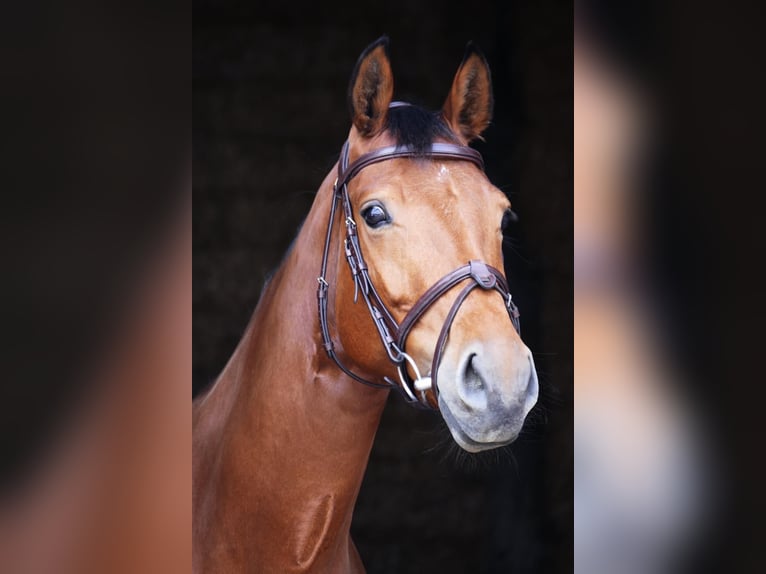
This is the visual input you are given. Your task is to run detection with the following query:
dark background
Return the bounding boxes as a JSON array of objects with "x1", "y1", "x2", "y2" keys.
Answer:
[{"x1": 193, "y1": 1, "x2": 572, "y2": 572}]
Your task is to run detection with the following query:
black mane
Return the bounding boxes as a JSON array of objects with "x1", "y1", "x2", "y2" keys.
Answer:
[{"x1": 384, "y1": 104, "x2": 460, "y2": 154}]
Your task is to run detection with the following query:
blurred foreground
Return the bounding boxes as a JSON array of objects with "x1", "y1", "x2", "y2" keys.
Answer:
[
  {"x1": 0, "y1": 203, "x2": 191, "y2": 573},
  {"x1": 0, "y1": 4, "x2": 189, "y2": 571},
  {"x1": 574, "y1": 7, "x2": 717, "y2": 574}
]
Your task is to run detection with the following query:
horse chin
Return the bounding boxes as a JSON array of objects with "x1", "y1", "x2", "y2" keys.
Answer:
[{"x1": 438, "y1": 395, "x2": 519, "y2": 453}]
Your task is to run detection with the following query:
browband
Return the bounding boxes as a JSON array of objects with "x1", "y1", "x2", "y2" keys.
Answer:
[{"x1": 336, "y1": 143, "x2": 484, "y2": 190}]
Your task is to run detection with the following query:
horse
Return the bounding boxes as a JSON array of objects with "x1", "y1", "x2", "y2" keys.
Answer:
[{"x1": 193, "y1": 37, "x2": 539, "y2": 573}]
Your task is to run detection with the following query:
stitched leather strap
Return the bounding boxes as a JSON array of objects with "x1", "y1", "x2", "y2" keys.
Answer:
[
  {"x1": 336, "y1": 143, "x2": 484, "y2": 191},
  {"x1": 316, "y1": 122, "x2": 520, "y2": 409},
  {"x1": 396, "y1": 261, "x2": 520, "y2": 405},
  {"x1": 396, "y1": 261, "x2": 510, "y2": 351}
]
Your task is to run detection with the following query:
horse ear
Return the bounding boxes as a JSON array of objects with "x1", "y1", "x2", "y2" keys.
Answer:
[
  {"x1": 348, "y1": 36, "x2": 394, "y2": 137},
  {"x1": 442, "y1": 42, "x2": 493, "y2": 142}
]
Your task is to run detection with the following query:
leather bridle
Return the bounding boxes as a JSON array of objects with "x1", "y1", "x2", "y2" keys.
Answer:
[{"x1": 316, "y1": 112, "x2": 521, "y2": 409}]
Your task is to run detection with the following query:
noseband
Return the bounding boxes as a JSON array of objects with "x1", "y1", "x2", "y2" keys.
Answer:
[{"x1": 316, "y1": 117, "x2": 521, "y2": 409}]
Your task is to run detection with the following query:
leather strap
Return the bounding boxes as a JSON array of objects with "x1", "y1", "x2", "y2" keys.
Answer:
[
  {"x1": 336, "y1": 143, "x2": 484, "y2": 191},
  {"x1": 316, "y1": 118, "x2": 521, "y2": 409},
  {"x1": 394, "y1": 261, "x2": 520, "y2": 405},
  {"x1": 396, "y1": 261, "x2": 511, "y2": 351}
]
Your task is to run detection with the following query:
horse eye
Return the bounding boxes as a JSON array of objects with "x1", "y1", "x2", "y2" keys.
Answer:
[
  {"x1": 361, "y1": 204, "x2": 390, "y2": 228},
  {"x1": 501, "y1": 208, "x2": 518, "y2": 233}
]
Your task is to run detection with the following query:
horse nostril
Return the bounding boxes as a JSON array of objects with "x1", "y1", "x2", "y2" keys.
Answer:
[
  {"x1": 457, "y1": 353, "x2": 488, "y2": 410},
  {"x1": 462, "y1": 353, "x2": 484, "y2": 392}
]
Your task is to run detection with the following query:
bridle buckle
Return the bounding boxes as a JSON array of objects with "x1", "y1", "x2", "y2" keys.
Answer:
[{"x1": 469, "y1": 259, "x2": 497, "y2": 289}]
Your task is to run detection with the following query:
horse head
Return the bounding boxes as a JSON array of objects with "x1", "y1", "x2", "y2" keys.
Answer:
[{"x1": 327, "y1": 37, "x2": 538, "y2": 452}]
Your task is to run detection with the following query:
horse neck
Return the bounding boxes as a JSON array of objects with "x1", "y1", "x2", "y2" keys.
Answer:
[{"x1": 195, "y1": 168, "x2": 389, "y2": 568}]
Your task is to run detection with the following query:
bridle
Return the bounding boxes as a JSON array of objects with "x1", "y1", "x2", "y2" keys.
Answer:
[{"x1": 316, "y1": 107, "x2": 521, "y2": 409}]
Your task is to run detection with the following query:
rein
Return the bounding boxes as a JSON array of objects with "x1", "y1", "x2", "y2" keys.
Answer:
[{"x1": 316, "y1": 115, "x2": 521, "y2": 409}]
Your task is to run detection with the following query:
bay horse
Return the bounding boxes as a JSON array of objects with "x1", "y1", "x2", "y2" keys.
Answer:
[{"x1": 193, "y1": 37, "x2": 539, "y2": 573}]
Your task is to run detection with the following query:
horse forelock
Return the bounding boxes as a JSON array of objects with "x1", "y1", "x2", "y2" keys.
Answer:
[{"x1": 384, "y1": 104, "x2": 460, "y2": 154}]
